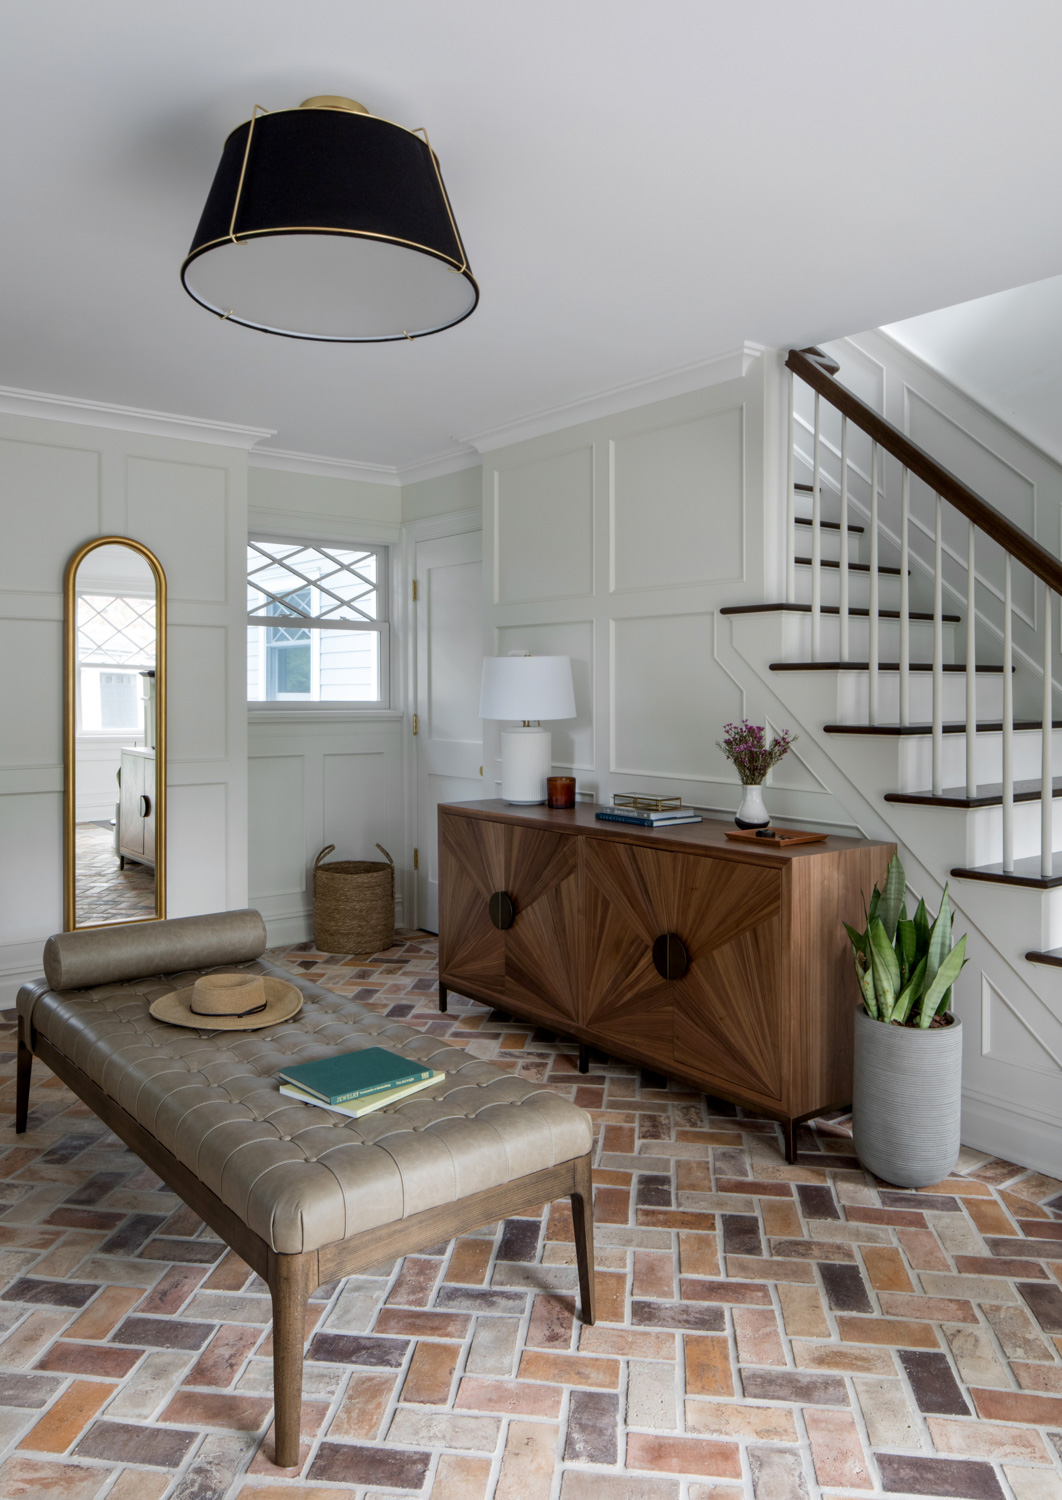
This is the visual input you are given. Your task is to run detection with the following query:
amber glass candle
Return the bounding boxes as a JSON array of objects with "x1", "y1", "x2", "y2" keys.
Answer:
[{"x1": 547, "y1": 776, "x2": 576, "y2": 809}]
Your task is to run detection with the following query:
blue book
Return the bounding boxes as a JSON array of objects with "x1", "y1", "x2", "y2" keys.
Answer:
[{"x1": 277, "y1": 1046, "x2": 434, "y2": 1105}]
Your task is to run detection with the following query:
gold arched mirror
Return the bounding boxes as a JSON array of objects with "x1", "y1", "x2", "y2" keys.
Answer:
[{"x1": 64, "y1": 538, "x2": 166, "y2": 930}]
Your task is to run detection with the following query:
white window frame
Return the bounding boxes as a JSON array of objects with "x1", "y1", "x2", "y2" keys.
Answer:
[{"x1": 246, "y1": 535, "x2": 391, "y2": 711}]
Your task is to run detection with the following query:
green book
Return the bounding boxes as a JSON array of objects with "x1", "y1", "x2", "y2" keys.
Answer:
[
  {"x1": 277, "y1": 1046, "x2": 434, "y2": 1105},
  {"x1": 279, "y1": 1071, "x2": 444, "y2": 1118}
]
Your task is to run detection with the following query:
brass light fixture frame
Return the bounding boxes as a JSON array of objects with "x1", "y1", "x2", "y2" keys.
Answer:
[{"x1": 63, "y1": 537, "x2": 167, "y2": 932}]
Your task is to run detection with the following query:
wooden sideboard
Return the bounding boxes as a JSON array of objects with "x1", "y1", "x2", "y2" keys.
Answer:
[{"x1": 438, "y1": 800, "x2": 894, "y2": 1161}]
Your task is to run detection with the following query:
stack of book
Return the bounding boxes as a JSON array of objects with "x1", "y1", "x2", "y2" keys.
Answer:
[
  {"x1": 595, "y1": 804, "x2": 702, "y2": 828},
  {"x1": 278, "y1": 1046, "x2": 444, "y2": 1119}
]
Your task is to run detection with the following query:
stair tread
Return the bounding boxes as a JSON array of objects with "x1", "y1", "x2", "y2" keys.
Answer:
[
  {"x1": 886, "y1": 777, "x2": 1062, "y2": 809},
  {"x1": 794, "y1": 517, "x2": 865, "y2": 534},
  {"x1": 770, "y1": 661, "x2": 1008, "y2": 673},
  {"x1": 1026, "y1": 946, "x2": 1062, "y2": 966},
  {"x1": 824, "y1": 720, "x2": 1062, "y2": 736},
  {"x1": 794, "y1": 557, "x2": 905, "y2": 575},
  {"x1": 721, "y1": 603, "x2": 961, "y2": 622},
  {"x1": 951, "y1": 856, "x2": 1062, "y2": 890}
]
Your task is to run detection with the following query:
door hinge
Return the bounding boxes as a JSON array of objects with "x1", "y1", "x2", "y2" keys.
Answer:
[
  {"x1": 412, "y1": 579, "x2": 418, "y2": 602},
  {"x1": 413, "y1": 847, "x2": 419, "y2": 870},
  {"x1": 412, "y1": 713, "x2": 418, "y2": 735}
]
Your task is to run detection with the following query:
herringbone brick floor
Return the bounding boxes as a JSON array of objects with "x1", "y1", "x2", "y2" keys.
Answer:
[{"x1": 0, "y1": 933, "x2": 1059, "y2": 1499}]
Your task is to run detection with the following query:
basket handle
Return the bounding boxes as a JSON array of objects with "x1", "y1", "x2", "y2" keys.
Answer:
[
  {"x1": 313, "y1": 845, "x2": 335, "y2": 873},
  {"x1": 375, "y1": 844, "x2": 394, "y2": 867}
]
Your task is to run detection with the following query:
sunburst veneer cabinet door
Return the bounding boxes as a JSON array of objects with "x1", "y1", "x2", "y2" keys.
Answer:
[
  {"x1": 438, "y1": 812, "x2": 506, "y2": 1003},
  {"x1": 504, "y1": 826, "x2": 581, "y2": 1027}
]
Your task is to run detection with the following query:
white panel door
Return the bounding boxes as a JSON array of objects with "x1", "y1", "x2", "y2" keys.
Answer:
[{"x1": 415, "y1": 531, "x2": 484, "y2": 931}]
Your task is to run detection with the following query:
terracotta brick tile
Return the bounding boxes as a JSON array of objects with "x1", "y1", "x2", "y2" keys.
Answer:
[
  {"x1": 65, "y1": 1287, "x2": 141, "y2": 1342},
  {"x1": 681, "y1": 1278, "x2": 771, "y2": 1305},
  {"x1": 685, "y1": 1398, "x2": 797, "y2": 1441},
  {"x1": 401, "y1": 1340, "x2": 460, "y2": 1404},
  {"x1": 854, "y1": 1375, "x2": 921, "y2": 1448},
  {"x1": 637, "y1": 1208, "x2": 717, "y2": 1230},
  {"x1": 445, "y1": 1236, "x2": 493, "y2": 1284},
  {"x1": 625, "y1": 1433, "x2": 741, "y2": 1479},
  {"x1": 36, "y1": 1342, "x2": 140, "y2": 1377},
  {"x1": 821, "y1": 1261, "x2": 873, "y2": 1313},
  {"x1": 955, "y1": 1255, "x2": 1050, "y2": 1279},
  {"x1": 455, "y1": 1376, "x2": 563, "y2": 1416},
  {"x1": 386, "y1": 1255, "x2": 441, "y2": 1307},
  {"x1": 593, "y1": 1187, "x2": 631, "y2": 1224},
  {"x1": 631, "y1": 1300, "x2": 724, "y2": 1332},
  {"x1": 135, "y1": 1266, "x2": 206, "y2": 1315},
  {"x1": 518, "y1": 1349, "x2": 619, "y2": 1388},
  {"x1": 733, "y1": 1306, "x2": 785, "y2": 1366},
  {"x1": 376, "y1": 1307, "x2": 471, "y2": 1339},
  {"x1": 927, "y1": 1416, "x2": 1049, "y2": 1460},
  {"x1": 1002, "y1": 1464, "x2": 1062, "y2": 1500},
  {"x1": 964, "y1": 1197, "x2": 1019, "y2": 1237},
  {"x1": 778, "y1": 1282, "x2": 828, "y2": 1337},
  {"x1": 1019, "y1": 1279, "x2": 1062, "y2": 1332},
  {"x1": 676, "y1": 1159, "x2": 712, "y2": 1193},
  {"x1": 525, "y1": 1294, "x2": 575, "y2": 1349},
  {"x1": 984, "y1": 1301, "x2": 1055, "y2": 1360},
  {"x1": 306, "y1": 1441, "x2": 431, "y2": 1490},
  {"x1": 972, "y1": 1387, "x2": 1062, "y2": 1424},
  {"x1": 716, "y1": 1178, "x2": 792, "y2": 1198},
  {"x1": 546, "y1": 1201, "x2": 575, "y2": 1243},
  {"x1": 18, "y1": 1380, "x2": 116, "y2": 1453},
  {"x1": 564, "y1": 1389, "x2": 618, "y2": 1464},
  {"x1": 202, "y1": 1251, "x2": 252, "y2": 1291},
  {"x1": 877, "y1": 1454, "x2": 1006, "y2": 1498},
  {"x1": 725, "y1": 1254, "x2": 816, "y2": 1283},
  {"x1": 0, "y1": 1309, "x2": 72, "y2": 1369},
  {"x1": 805, "y1": 1408, "x2": 872, "y2": 1489},
  {"x1": 32, "y1": 1232, "x2": 105, "y2": 1279},
  {"x1": 1013, "y1": 1362, "x2": 1062, "y2": 1391},
  {"x1": 181, "y1": 1324, "x2": 261, "y2": 1389},
  {"x1": 862, "y1": 1245, "x2": 915, "y2": 1292},
  {"x1": 594, "y1": 1270, "x2": 628, "y2": 1324},
  {"x1": 1008, "y1": 1172, "x2": 1062, "y2": 1204},
  {"x1": 791, "y1": 1340, "x2": 896, "y2": 1374},
  {"x1": 99, "y1": 1470, "x2": 170, "y2": 1500},
  {"x1": 238, "y1": 1489, "x2": 358, "y2": 1500},
  {"x1": 326, "y1": 1371, "x2": 398, "y2": 1440},
  {"x1": 760, "y1": 1199, "x2": 802, "y2": 1237},
  {"x1": 837, "y1": 1315, "x2": 939, "y2": 1347},
  {"x1": 160, "y1": 1390, "x2": 272, "y2": 1430},
  {"x1": 747, "y1": 1447, "x2": 812, "y2": 1498},
  {"x1": 847, "y1": 1205, "x2": 929, "y2": 1228},
  {"x1": 678, "y1": 1232, "x2": 719, "y2": 1277},
  {"x1": 879, "y1": 1292, "x2": 977, "y2": 1323},
  {"x1": 0, "y1": 1456, "x2": 112, "y2": 1499},
  {"x1": 1002, "y1": 1190, "x2": 1050, "y2": 1219},
  {"x1": 431, "y1": 1453, "x2": 493, "y2": 1500},
  {"x1": 578, "y1": 1326, "x2": 676, "y2": 1360},
  {"x1": 769, "y1": 1238, "x2": 856, "y2": 1261},
  {"x1": 602, "y1": 1124, "x2": 636, "y2": 1154},
  {"x1": 684, "y1": 1335, "x2": 734, "y2": 1397},
  {"x1": 1020, "y1": 1218, "x2": 1062, "y2": 1240},
  {"x1": 634, "y1": 1251, "x2": 675, "y2": 1298},
  {"x1": 596, "y1": 1167, "x2": 636, "y2": 1188},
  {"x1": 900, "y1": 1348, "x2": 971, "y2": 1415},
  {"x1": 896, "y1": 1226, "x2": 950, "y2": 1269},
  {"x1": 495, "y1": 1419, "x2": 558, "y2": 1500}
]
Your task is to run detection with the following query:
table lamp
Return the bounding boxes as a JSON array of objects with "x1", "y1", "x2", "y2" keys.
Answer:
[{"x1": 479, "y1": 654, "x2": 576, "y2": 803}]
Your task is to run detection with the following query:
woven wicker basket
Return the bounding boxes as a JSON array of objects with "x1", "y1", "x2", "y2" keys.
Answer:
[{"x1": 312, "y1": 843, "x2": 395, "y2": 955}]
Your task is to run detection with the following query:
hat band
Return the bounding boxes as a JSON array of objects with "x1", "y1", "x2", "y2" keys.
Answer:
[{"x1": 189, "y1": 997, "x2": 268, "y2": 1018}]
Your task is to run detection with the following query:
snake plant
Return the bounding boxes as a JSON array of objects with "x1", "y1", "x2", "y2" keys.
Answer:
[{"x1": 845, "y1": 855, "x2": 967, "y2": 1028}]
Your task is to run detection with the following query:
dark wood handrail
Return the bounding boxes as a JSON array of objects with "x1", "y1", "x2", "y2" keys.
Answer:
[{"x1": 787, "y1": 346, "x2": 1062, "y2": 597}]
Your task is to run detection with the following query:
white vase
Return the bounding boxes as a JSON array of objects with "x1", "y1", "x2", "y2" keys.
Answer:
[{"x1": 735, "y1": 783, "x2": 769, "y2": 829}]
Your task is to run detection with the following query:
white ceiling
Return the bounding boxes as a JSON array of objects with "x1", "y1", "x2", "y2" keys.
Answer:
[{"x1": 4, "y1": 0, "x2": 1062, "y2": 470}]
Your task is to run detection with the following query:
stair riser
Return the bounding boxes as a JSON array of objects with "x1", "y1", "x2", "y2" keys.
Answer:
[
  {"x1": 895, "y1": 730, "x2": 1062, "y2": 794},
  {"x1": 776, "y1": 614, "x2": 959, "y2": 663},
  {"x1": 833, "y1": 672, "x2": 1005, "y2": 725},
  {"x1": 793, "y1": 524, "x2": 863, "y2": 564},
  {"x1": 794, "y1": 570, "x2": 904, "y2": 611}
]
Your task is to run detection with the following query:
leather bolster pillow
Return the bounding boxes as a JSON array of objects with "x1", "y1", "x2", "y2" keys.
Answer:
[{"x1": 43, "y1": 909, "x2": 268, "y2": 992}]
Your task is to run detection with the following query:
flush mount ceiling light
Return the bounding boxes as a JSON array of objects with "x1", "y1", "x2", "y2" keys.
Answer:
[{"x1": 180, "y1": 95, "x2": 478, "y2": 342}]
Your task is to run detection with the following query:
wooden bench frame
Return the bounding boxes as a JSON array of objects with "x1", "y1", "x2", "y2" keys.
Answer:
[{"x1": 16, "y1": 1015, "x2": 596, "y2": 1467}]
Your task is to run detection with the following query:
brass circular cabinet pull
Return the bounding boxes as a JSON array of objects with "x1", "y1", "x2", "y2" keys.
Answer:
[
  {"x1": 488, "y1": 891, "x2": 515, "y2": 930},
  {"x1": 652, "y1": 933, "x2": 688, "y2": 981}
]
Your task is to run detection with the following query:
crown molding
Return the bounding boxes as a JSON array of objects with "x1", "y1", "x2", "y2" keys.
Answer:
[
  {"x1": 462, "y1": 343, "x2": 767, "y2": 454},
  {"x1": 0, "y1": 385, "x2": 274, "y2": 448},
  {"x1": 250, "y1": 443, "x2": 481, "y2": 487}
]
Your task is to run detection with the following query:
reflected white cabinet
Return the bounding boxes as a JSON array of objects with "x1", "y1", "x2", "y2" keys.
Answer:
[{"x1": 119, "y1": 746, "x2": 155, "y2": 868}]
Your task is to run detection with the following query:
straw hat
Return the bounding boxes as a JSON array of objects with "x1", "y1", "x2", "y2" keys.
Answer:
[{"x1": 149, "y1": 970, "x2": 303, "y2": 1031}]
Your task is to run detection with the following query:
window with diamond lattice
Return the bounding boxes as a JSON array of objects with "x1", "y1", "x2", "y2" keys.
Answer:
[
  {"x1": 77, "y1": 594, "x2": 156, "y2": 733},
  {"x1": 247, "y1": 539, "x2": 389, "y2": 705}
]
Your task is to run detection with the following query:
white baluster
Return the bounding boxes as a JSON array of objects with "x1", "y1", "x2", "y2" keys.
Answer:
[
  {"x1": 1003, "y1": 555, "x2": 1014, "y2": 873},
  {"x1": 868, "y1": 442, "x2": 879, "y2": 725},
  {"x1": 839, "y1": 416, "x2": 850, "y2": 663},
  {"x1": 932, "y1": 495, "x2": 944, "y2": 796},
  {"x1": 899, "y1": 468, "x2": 910, "y2": 726},
  {"x1": 966, "y1": 522, "x2": 977, "y2": 799},
  {"x1": 786, "y1": 370, "x2": 795, "y2": 604},
  {"x1": 1043, "y1": 581, "x2": 1054, "y2": 881},
  {"x1": 812, "y1": 393, "x2": 822, "y2": 661}
]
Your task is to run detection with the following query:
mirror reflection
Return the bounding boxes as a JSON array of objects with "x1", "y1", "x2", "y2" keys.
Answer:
[{"x1": 70, "y1": 542, "x2": 161, "y2": 927}]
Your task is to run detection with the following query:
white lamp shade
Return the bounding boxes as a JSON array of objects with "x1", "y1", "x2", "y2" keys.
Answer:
[{"x1": 479, "y1": 655, "x2": 576, "y2": 721}]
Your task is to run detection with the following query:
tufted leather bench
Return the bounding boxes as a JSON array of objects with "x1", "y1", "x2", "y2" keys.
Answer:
[{"x1": 16, "y1": 911, "x2": 595, "y2": 1466}]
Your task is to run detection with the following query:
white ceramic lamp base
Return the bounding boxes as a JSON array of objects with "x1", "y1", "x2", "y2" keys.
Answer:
[{"x1": 501, "y1": 726, "x2": 552, "y2": 804}]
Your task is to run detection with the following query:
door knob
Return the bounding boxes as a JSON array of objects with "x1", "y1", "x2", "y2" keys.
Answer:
[
  {"x1": 652, "y1": 933, "x2": 688, "y2": 980},
  {"x1": 488, "y1": 891, "x2": 515, "y2": 930}
]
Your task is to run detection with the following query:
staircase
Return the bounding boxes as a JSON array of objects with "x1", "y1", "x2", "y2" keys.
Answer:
[{"x1": 720, "y1": 345, "x2": 1062, "y2": 1176}]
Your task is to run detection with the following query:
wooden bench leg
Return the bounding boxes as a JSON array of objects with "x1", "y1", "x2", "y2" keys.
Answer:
[
  {"x1": 16, "y1": 1017, "x2": 32, "y2": 1135},
  {"x1": 569, "y1": 1153, "x2": 596, "y2": 1326},
  {"x1": 269, "y1": 1251, "x2": 316, "y2": 1468}
]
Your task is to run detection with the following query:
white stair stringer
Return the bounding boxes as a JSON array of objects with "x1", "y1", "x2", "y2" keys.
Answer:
[{"x1": 719, "y1": 607, "x2": 1062, "y2": 1178}]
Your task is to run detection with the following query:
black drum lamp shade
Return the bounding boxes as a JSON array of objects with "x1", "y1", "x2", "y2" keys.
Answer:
[{"x1": 180, "y1": 97, "x2": 479, "y2": 342}]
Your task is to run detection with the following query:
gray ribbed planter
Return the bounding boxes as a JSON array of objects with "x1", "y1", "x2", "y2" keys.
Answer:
[{"x1": 852, "y1": 1005, "x2": 962, "y2": 1188}]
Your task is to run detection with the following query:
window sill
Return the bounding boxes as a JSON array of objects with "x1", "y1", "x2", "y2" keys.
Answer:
[{"x1": 248, "y1": 706, "x2": 402, "y2": 723}]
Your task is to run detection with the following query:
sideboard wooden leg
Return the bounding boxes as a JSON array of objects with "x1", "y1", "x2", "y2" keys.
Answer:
[
  {"x1": 569, "y1": 1153, "x2": 596, "y2": 1325},
  {"x1": 438, "y1": 983, "x2": 448, "y2": 1013},
  {"x1": 577, "y1": 1043, "x2": 590, "y2": 1074},
  {"x1": 269, "y1": 1251, "x2": 317, "y2": 1468},
  {"x1": 15, "y1": 1018, "x2": 31, "y2": 1135},
  {"x1": 782, "y1": 1117, "x2": 797, "y2": 1165}
]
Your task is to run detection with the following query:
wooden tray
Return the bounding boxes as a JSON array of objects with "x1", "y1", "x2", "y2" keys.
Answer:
[{"x1": 724, "y1": 826, "x2": 827, "y2": 848}]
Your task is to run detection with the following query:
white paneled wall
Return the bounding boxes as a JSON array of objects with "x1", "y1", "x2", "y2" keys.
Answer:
[
  {"x1": 0, "y1": 410, "x2": 253, "y2": 1002},
  {"x1": 481, "y1": 354, "x2": 855, "y2": 829}
]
